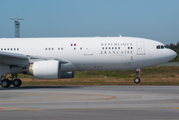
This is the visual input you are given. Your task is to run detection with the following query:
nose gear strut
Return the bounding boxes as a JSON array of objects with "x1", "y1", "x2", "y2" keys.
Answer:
[{"x1": 134, "y1": 69, "x2": 141, "y2": 84}]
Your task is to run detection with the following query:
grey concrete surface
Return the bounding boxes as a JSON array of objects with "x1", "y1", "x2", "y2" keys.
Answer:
[{"x1": 0, "y1": 86, "x2": 179, "y2": 120}]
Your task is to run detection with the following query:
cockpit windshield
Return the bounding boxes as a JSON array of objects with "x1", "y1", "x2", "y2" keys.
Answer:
[
  {"x1": 164, "y1": 46, "x2": 168, "y2": 48},
  {"x1": 156, "y1": 45, "x2": 160, "y2": 49},
  {"x1": 156, "y1": 45, "x2": 168, "y2": 49}
]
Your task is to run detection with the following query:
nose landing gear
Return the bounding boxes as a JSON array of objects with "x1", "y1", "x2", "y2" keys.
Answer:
[{"x1": 134, "y1": 69, "x2": 141, "y2": 84}]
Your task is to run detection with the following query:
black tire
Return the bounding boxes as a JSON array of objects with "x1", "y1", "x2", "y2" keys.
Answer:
[
  {"x1": 1, "y1": 79, "x2": 11, "y2": 88},
  {"x1": 134, "y1": 77, "x2": 140, "y2": 84},
  {"x1": 13, "y1": 79, "x2": 22, "y2": 87}
]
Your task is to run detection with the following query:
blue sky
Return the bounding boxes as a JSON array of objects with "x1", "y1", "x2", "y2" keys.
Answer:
[{"x1": 0, "y1": 0, "x2": 179, "y2": 44}]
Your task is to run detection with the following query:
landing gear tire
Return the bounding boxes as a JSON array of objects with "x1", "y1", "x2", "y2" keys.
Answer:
[
  {"x1": 13, "y1": 79, "x2": 22, "y2": 87},
  {"x1": 1, "y1": 79, "x2": 11, "y2": 88},
  {"x1": 134, "y1": 77, "x2": 140, "y2": 84}
]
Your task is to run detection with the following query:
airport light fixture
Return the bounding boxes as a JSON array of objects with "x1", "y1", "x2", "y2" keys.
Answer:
[{"x1": 10, "y1": 18, "x2": 24, "y2": 38}]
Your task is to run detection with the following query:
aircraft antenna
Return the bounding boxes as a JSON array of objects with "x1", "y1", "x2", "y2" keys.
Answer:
[{"x1": 10, "y1": 18, "x2": 24, "y2": 38}]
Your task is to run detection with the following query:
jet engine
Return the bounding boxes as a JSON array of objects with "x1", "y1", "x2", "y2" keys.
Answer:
[
  {"x1": 23, "y1": 60, "x2": 61, "y2": 79},
  {"x1": 60, "y1": 71, "x2": 75, "y2": 78}
]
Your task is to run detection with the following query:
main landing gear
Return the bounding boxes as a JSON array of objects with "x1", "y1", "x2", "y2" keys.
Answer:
[
  {"x1": 0, "y1": 74, "x2": 22, "y2": 88},
  {"x1": 134, "y1": 69, "x2": 141, "y2": 84}
]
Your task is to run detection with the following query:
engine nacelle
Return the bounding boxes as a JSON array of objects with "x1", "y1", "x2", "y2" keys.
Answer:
[
  {"x1": 60, "y1": 71, "x2": 75, "y2": 79},
  {"x1": 23, "y1": 60, "x2": 61, "y2": 79}
]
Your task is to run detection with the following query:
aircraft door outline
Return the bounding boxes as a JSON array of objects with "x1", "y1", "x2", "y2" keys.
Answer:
[{"x1": 137, "y1": 41, "x2": 145, "y2": 55}]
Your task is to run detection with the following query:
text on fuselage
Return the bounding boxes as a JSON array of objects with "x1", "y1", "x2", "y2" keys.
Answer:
[
  {"x1": 101, "y1": 43, "x2": 133, "y2": 46},
  {"x1": 100, "y1": 43, "x2": 133, "y2": 55}
]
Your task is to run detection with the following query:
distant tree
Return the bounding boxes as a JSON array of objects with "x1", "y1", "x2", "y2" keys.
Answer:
[
  {"x1": 167, "y1": 42, "x2": 179, "y2": 53},
  {"x1": 167, "y1": 42, "x2": 179, "y2": 62}
]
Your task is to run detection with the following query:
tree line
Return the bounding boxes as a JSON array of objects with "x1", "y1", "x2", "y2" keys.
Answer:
[
  {"x1": 166, "y1": 42, "x2": 179, "y2": 62},
  {"x1": 167, "y1": 42, "x2": 179, "y2": 53}
]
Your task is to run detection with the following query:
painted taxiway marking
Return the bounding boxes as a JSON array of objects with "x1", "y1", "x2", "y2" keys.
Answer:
[
  {"x1": 0, "y1": 101, "x2": 36, "y2": 103},
  {"x1": 19, "y1": 93, "x2": 66, "y2": 97},
  {"x1": 19, "y1": 93, "x2": 116, "y2": 101},
  {"x1": 0, "y1": 93, "x2": 116, "y2": 103},
  {"x1": 0, "y1": 107, "x2": 6, "y2": 110},
  {"x1": 0, "y1": 107, "x2": 179, "y2": 112},
  {"x1": 0, "y1": 107, "x2": 43, "y2": 111}
]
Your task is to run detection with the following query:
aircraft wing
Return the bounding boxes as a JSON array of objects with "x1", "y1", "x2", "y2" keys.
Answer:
[
  {"x1": 0, "y1": 51, "x2": 28, "y2": 59},
  {"x1": 0, "y1": 51, "x2": 68, "y2": 67}
]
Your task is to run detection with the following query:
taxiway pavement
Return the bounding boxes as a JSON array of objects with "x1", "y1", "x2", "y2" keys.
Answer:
[{"x1": 0, "y1": 86, "x2": 179, "y2": 120}]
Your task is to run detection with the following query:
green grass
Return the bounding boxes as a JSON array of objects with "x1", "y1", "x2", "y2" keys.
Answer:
[
  {"x1": 6, "y1": 66, "x2": 179, "y2": 86},
  {"x1": 6, "y1": 66, "x2": 179, "y2": 79},
  {"x1": 75, "y1": 70, "x2": 135, "y2": 78},
  {"x1": 75, "y1": 66, "x2": 179, "y2": 78}
]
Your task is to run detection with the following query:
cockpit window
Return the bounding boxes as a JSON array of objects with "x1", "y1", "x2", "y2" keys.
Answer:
[
  {"x1": 164, "y1": 46, "x2": 168, "y2": 48},
  {"x1": 156, "y1": 45, "x2": 160, "y2": 49},
  {"x1": 156, "y1": 45, "x2": 168, "y2": 49}
]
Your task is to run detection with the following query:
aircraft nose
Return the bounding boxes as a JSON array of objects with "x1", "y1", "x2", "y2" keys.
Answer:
[{"x1": 170, "y1": 49, "x2": 177, "y2": 60}]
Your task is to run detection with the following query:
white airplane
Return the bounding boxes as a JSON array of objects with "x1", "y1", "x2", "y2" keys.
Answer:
[{"x1": 0, "y1": 36, "x2": 176, "y2": 88}]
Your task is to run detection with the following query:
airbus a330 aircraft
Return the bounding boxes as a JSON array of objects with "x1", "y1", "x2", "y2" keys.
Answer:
[{"x1": 0, "y1": 36, "x2": 176, "y2": 88}]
